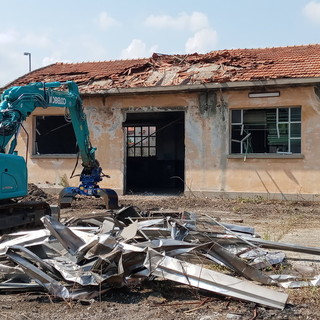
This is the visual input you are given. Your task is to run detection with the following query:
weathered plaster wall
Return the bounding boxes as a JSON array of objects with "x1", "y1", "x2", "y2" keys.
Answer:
[
  {"x1": 184, "y1": 91, "x2": 229, "y2": 194},
  {"x1": 223, "y1": 86, "x2": 320, "y2": 198},
  {"x1": 15, "y1": 93, "x2": 197, "y2": 194},
  {"x1": 15, "y1": 85, "x2": 320, "y2": 199},
  {"x1": 15, "y1": 100, "x2": 125, "y2": 191},
  {"x1": 97, "y1": 93, "x2": 197, "y2": 194},
  {"x1": 185, "y1": 86, "x2": 320, "y2": 199}
]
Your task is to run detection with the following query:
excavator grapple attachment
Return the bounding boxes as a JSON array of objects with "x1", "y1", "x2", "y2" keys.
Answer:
[
  {"x1": 59, "y1": 187, "x2": 76, "y2": 208},
  {"x1": 97, "y1": 188, "x2": 119, "y2": 209},
  {"x1": 59, "y1": 187, "x2": 119, "y2": 209}
]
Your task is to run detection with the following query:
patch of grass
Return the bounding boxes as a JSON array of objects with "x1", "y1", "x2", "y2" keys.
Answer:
[
  {"x1": 232, "y1": 205, "x2": 242, "y2": 214},
  {"x1": 203, "y1": 263, "x2": 230, "y2": 274},
  {"x1": 262, "y1": 231, "x2": 272, "y2": 241},
  {"x1": 59, "y1": 174, "x2": 69, "y2": 187},
  {"x1": 274, "y1": 213, "x2": 304, "y2": 241},
  {"x1": 235, "y1": 195, "x2": 266, "y2": 204},
  {"x1": 262, "y1": 213, "x2": 304, "y2": 241}
]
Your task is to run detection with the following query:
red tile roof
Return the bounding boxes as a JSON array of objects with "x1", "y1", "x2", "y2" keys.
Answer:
[{"x1": 5, "y1": 44, "x2": 320, "y2": 93}]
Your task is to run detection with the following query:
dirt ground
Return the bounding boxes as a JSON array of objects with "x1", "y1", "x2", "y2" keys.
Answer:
[{"x1": 2, "y1": 192, "x2": 320, "y2": 320}]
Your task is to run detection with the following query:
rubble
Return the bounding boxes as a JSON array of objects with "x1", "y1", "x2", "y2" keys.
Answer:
[
  {"x1": 18, "y1": 183, "x2": 56, "y2": 204},
  {"x1": 2, "y1": 201, "x2": 320, "y2": 314},
  {"x1": 6, "y1": 44, "x2": 320, "y2": 94},
  {"x1": 0, "y1": 206, "x2": 302, "y2": 311}
]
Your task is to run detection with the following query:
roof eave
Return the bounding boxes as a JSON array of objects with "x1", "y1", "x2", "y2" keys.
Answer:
[{"x1": 82, "y1": 77, "x2": 320, "y2": 96}]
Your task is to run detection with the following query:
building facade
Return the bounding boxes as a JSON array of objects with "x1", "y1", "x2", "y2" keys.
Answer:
[{"x1": 5, "y1": 44, "x2": 320, "y2": 199}]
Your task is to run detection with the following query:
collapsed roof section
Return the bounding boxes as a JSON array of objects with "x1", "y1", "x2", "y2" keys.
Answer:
[{"x1": 6, "y1": 44, "x2": 320, "y2": 93}]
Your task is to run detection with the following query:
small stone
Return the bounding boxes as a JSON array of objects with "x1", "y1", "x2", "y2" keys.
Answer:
[
  {"x1": 146, "y1": 292, "x2": 166, "y2": 304},
  {"x1": 226, "y1": 313, "x2": 242, "y2": 320},
  {"x1": 199, "y1": 314, "x2": 220, "y2": 320}
]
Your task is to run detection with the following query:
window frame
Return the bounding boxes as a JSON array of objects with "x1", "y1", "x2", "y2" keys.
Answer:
[
  {"x1": 126, "y1": 125, "x2": 157, "y2": 158},
  {"x1": 31, "y1": 115, "x2": 78, "y2": 158},
  {"x1": 230, "y1": 106, "x2": 302, "y2": 156}
]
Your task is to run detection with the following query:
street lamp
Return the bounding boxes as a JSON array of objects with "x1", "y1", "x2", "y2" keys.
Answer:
[{"x1": 24, "y1": 52, "x2": 31, "y2": 73}]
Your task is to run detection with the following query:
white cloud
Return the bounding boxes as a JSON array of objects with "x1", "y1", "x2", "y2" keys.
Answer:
[
  {"x1": 97, "y1": 11, "x2": 120, "y2": 30},
  {"x1": 22, "y1": 33, "x2": 52, "y2": 48},
  {"x1": 185, "y1": 28, "x2": 218, "y2": 54},
  {"x1": 188, "y1": 12, "x2": 210, "y2": 32},
  {"x1": 121, "y1": 39, "x2": 155, "y2": 59},
  {"x1": 42, "y1": 35, "x2": 108, "y2": 66},
  {"x1": 149, "y1": 44, "x2": 159, "y2": 54},
  {"x1": 0, "y1": 30, "x2": 17, "y2": 44},
  {"x1": 0, "y1": 51, "x2": 27, "y2": 86},
  {"x1": 145, "y1": 11, "x2": 209, "y2": 32},
  {"x1": 145, "y1": 11, "x2": 218, "y2": 54},
  {"x1": 77, "y1": 35, "x2": 108, "y2": 60},
  {"x1": 42, "y1": 56, "x2": 72, "y2": 66},
  {"x1": 0, "y1": 29, "x2": 53, "y2": 48},
  {"x1": 303, "y1": 1, "x2": 320, "y2": 23},
  {"x1": 42, "y1": 56, "x2": 58, "y2": 66}
]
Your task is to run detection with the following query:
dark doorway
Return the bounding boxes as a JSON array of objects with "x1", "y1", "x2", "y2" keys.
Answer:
[{"x1": 124, "y1": 111, "x2": 185, "y2": 195}]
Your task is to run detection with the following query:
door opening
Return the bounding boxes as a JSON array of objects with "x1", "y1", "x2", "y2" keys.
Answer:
[{"x1": 124, "y1": 111, "x2": 185, "y2": 195}]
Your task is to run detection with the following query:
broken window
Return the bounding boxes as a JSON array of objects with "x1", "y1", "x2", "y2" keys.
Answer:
[
  {"x1": 34, "y1": 115, "x2": 77, "y2": 155},
  {"x1": 126, "y1": 126, "x2": 156, "y2": 157},
  {"x1": 231, "y1": 107, "x2": 301, "y2": 154}
]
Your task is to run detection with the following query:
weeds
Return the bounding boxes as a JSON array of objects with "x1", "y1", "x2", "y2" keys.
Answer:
[
  {"x1": 203, "y1": 263, "x2": 230, "y2": 274},
  {"x1": 262, "y1": 212, "x2": 304, "y2": 241},
  {"x1": 59, "y1": 174, "x2": 69, "y2": 187},
  {"x1": 262, "y1": 231, "x2": 272, "y2": 241},
  {"x1": 274, "y1": 213, "x2": 304, "y2": 241}
]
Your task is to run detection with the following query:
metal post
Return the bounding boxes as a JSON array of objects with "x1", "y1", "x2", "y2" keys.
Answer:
[{"x1": 23, "y1": 52, "x2": 31, "y2": 72}]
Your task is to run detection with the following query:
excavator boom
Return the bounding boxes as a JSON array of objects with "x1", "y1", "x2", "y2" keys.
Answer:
[{"x1": 0, "y1": 81, "x2": 118, "y2": 230}]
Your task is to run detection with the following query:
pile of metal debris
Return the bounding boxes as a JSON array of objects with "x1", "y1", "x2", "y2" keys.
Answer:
[{"x1": 2, "y1": 206, "x2": 320, "y2": 310}]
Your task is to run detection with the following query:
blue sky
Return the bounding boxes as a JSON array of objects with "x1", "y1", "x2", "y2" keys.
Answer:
[{"x1": 0, "y1": 0, "x2": 320, "y2": 87}]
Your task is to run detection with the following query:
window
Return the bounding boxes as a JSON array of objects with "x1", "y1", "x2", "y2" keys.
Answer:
[
  {"x1": 126, "y1": 126, "x2": 156, "y2": 157},
  {"x1": 34, "y1": 115, "x2": 77, "y2": 155},
  {"x1": 231, "y1": 107, "x2": 301, "y2": 154}
]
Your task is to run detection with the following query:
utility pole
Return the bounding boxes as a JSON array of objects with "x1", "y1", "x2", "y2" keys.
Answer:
[{"x1": 24, "y1": 52, "x2": 31, "y2": 72}]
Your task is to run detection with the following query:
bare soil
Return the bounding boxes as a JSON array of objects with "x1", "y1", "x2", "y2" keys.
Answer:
[{"x1": 2, "y1": 192, "x2": 320, "y2": 320}]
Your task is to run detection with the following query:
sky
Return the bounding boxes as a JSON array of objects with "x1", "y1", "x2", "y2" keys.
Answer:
[{"x1": 0, "y1": 0, "x2": 320, "y2": 87}]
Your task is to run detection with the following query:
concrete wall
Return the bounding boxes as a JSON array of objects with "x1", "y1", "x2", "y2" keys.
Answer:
[{"x1": 15, "y1": 85, "x2": 320, "y2": 199}]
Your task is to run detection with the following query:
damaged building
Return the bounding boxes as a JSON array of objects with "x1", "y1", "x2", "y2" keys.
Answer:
[{"x1": 3, "y1": 44, "x2": 320, "y2": 199}]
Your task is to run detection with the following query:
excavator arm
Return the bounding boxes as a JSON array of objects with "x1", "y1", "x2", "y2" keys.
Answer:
[{"x1": 0, "y1": 81, "x2": 118, "y2": 209}]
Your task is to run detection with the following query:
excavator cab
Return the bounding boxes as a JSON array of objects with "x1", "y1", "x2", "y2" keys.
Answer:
[{"x1": 0, "y1": 153, "x2": 27, "y2": 200}]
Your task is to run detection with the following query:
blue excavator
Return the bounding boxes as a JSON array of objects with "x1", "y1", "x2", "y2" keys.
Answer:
[{"x1": 0, "y1": 81, "x2": 118, "y2": 231}]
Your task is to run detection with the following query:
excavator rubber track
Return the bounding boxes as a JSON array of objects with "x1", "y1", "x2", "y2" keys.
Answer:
[{"x1": 0, "y1": 200, "x2": 51, "y2": 233}]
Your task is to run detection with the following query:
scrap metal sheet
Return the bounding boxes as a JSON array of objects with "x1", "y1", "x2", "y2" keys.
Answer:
[
  {"x1": 42, "y1": 216, "x2": 85, "y2": 256},
  {"x1": 1, "y1": 209, "x2": 312, "y2": 309},
  {"x1": 144, "y1": 250, "x2": 288, "y2": 310},
  {"x1": 6, "y1": 249, "x2": 70, "y2": 299}
]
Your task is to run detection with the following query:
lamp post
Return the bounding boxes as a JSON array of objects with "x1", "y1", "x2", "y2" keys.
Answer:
[{"x1": 24, "y1": 52, "x2": 31, "y2": 73}]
